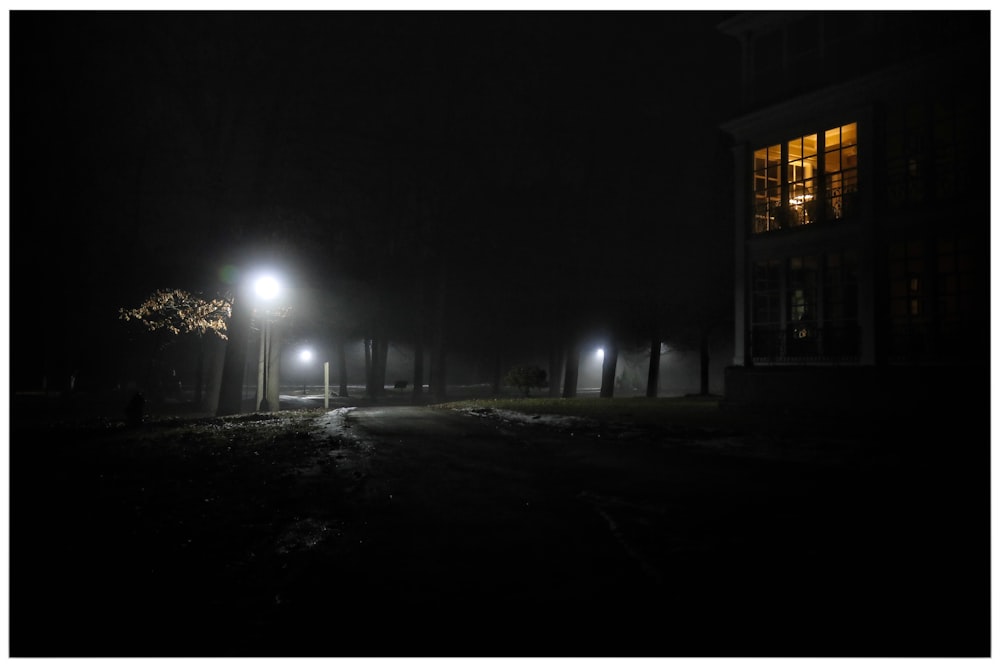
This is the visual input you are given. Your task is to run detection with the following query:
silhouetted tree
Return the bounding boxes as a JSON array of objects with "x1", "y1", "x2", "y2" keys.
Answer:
[
  {"x1": 600, "y1": 341, "x2": 619, "y2": 398},
  {"x1": 562, "y1": 341, "x2": 581, "y2": 398},
  {"x1": 505, "y1": 365, "x2": 548, "y2": 397},
  {"x1": 646, "y1": 329, "x2": 661, "y2": 398},
  {"x1": 216, "y1": 290, "x2": 252, "y2": 416},
  {"x1": 119, "y1": 288, "x2": 232, "y2": 407}
]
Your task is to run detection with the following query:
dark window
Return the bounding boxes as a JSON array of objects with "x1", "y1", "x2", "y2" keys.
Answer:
[
  {"x1": 751, "y1": 259, "x2": 783, "y2": 359},
  {"x1": 888, "y1": 240, "x2": 928, "y2": 361},
  {"x1": 786, "y1": 255, "x2": 819, "y2": 357},
  {"x1": 823, "y1": 250, "x2": 860, "y2": 358},
  {"x1": 750, "y1": 251, "x2": 860, "y2": 363}
]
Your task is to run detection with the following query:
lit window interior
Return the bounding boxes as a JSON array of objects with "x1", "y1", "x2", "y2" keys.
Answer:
[{"x1": 752, "y1": 122, "x2": 858, "y2": 233}]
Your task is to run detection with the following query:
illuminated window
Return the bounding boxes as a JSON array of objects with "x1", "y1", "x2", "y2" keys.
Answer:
[
  {"x1": 752, "y1": 144, "x2": 782, "y2": 233},
  {"x1": 824, "y1": 123, "x2": 858, "y2": 220},
  {"x1": 751, "y1": 122, "x2": 858, "y2": 234},
  {"x1": 788, "y1": 133, "x2": 819, "y2": 225}
]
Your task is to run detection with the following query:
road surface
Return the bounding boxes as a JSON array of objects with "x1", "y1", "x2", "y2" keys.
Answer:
[
  {"x1": 257, "y1": 405, "x2": 987, "y2": 657},
  {"x1": 12, "y1": 403, "x2": 987, "y2": 658}
]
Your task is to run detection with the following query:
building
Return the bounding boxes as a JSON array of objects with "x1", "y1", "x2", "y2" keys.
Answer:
[{"x1": 717, "y1": 11, "x2": 990, "y2": 417}]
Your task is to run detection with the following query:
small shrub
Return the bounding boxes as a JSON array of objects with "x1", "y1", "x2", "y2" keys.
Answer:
[{"x1": 504, "y1": 365, "x2": 548, "y2": 397}]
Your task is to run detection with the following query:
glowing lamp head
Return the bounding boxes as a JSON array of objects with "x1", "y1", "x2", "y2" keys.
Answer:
[
  {"x1": 254, "y1": 275, "x2": 281, "y2": 300},
  {"x1": 299, "y1": 349, "x2": 313, "y2": 363},
  {"x1": 596, "y1": 348, "x2": 604, "y2": 360}
]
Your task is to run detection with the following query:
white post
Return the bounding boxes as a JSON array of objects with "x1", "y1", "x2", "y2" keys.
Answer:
[
  {"x1": 324, "y1": 361, "x2": 330, "y2": 410},
  {"x1": 256, "y1": 321, "x2": 266, "y2": 411}
]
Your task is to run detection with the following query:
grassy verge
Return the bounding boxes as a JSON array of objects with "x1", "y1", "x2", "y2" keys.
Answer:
[
  {"x1": 433, "y1": 395, "x2": 744, "y2": 430},
  {"x1": 431, "y1": 394, "x2": 884, "y2": 439}
]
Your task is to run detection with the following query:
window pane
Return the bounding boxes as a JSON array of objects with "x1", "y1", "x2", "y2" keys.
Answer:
[
  {"x1": 843, "y1": 144, "x2": 858, "y2": 169},
  {"x1": 823, "y1": 123, "x2": 859, "y2": 220},
  {"x1": 841, "y1": 122, "x2": 858, "y2": 146},
  {"x1": 825, "y1": 151, "x2": 841, "y2": 172},
  {"x1": 825, "y1": 126, "x2": 842, "y2": 149}
]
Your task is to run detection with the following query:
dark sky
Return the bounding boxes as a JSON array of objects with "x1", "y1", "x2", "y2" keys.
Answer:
[{"x1": 10, "y1": 10, "x2": 741, "y2": 389}]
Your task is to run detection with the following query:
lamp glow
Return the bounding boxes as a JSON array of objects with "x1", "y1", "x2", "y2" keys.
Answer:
[{"x1": 255, "y1": 275, "x2": 280, "y2": 300}]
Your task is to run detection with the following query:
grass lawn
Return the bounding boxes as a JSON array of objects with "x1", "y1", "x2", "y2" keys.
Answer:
[{"x1": 434, "y1": 394, "x2": 784, "y2": 433}]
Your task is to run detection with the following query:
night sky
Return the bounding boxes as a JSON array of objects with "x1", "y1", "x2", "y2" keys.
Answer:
[{"x1": 10, "y1": 9, "x2": 741, "y2": 392}]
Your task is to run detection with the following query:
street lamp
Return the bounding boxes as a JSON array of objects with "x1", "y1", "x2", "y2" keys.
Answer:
[
  {"x1": 255, "y1": 274, "x2": 280, "y2": 300},
  {"x1": 299, "y1": 347, "x2": 313, "y2": 395},
  {"x1": 255, "y1": 274, "x2": 281, "y2": 412}
]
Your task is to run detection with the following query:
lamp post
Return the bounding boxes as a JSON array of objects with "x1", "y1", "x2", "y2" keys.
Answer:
[{"x1": 255, "y1": 274, "x2": 281, "y2": 412}]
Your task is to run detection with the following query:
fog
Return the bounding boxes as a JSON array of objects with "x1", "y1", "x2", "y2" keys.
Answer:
[{"x1": 11, "y1": 10, "x2": 741, "y2": 409}]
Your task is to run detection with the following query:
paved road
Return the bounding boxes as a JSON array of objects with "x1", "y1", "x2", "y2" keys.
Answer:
[{"x1": 258, "y1": 405, "x2": 988, "y2": 657}]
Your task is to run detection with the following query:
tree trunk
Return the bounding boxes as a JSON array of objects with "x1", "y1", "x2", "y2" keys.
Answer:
[
  {"x1": 264, "y1": 323, "x2": 282, "y2": 410},
  {"x1": 412, "y1": 273, "x2": 426, "y2": 404},
  {"x1": 646, "y1": 335, "x2": 661, "y2": 398},
  {"x1": 431, "y1": 344, "x2": 447, "y2": 401},
  {"x1": 203, "y1": 334, "x2": 225, "y2": 414},
  {"x1": 699, "y1": 331, "x2": 710, "y2": 396},
  {"x1": 194, "y1": 336, "x2": 205, "y2": 408},
  {"x1": 364, "y1": 336, "x2": 388, "y2": 398},
  {"x1": 548, "y1": 342, "x2": 564, "y2": 398},
  {"x1": 562, "y1": 342, "x2": 579, "y2": 398},
  {"x1": 364, "y1": 338, "x2": 373, "y2": 397},
  {"x1": 491, "y1": 348, "x2": 503, "y2": 396},
  {"x1": 412, "y1": 338, "x2": 424, "y2": 404},
  {"x1": 216, "y1": 295, "x2": 252, "y2": 416},
  {"x1": 600, "y1": 341, "x2": 618, "y2": 398},
  {"x1": 430, "y1": 266, "x2": 448, "y2": 402},
  {"x1": 337, "y1": 338, "x2": 349, "y2": 397},
  {"x1": 256, "y1": 321, "x2": 266, "y2": 410},
  {"x1": 144, "y1": 337, "x2": 161, "y2": 405},
  {"x1": 373, "y1": 337, "x2": 389, "y2": 397}
]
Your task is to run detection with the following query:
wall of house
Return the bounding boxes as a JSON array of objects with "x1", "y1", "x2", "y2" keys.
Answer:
[{"x1": 718, "y1": 12, "x2": 989, "y2": 413}]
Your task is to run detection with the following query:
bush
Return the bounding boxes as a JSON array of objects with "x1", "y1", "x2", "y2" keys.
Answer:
[{"x1": 504, "y1": 365, "x2": 548, "y2": 397}]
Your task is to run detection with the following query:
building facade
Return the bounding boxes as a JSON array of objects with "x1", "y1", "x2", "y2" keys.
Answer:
[{"x1": 717, "y1": 11, "x2": 990, "y2": 415}]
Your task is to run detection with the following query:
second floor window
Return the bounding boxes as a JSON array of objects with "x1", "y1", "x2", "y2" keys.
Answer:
[{"x1": 752, "y1": 122, "x2": 858, "y2": 234}]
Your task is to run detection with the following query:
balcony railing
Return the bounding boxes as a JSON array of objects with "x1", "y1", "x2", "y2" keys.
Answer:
[{"x1": 750, "y1": 325, "x2": 861, "y2": 364}]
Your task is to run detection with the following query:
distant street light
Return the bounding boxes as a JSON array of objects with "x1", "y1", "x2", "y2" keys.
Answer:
[
  {"x1": 299, "y1": 347, "x2": 313, "y2": 395},
  {"x1": 596, "y1": 348, "x2": 605, "y2": 360},
  {"x1": 255, "y1": 273, "x2": 282, "y2": 412}
]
